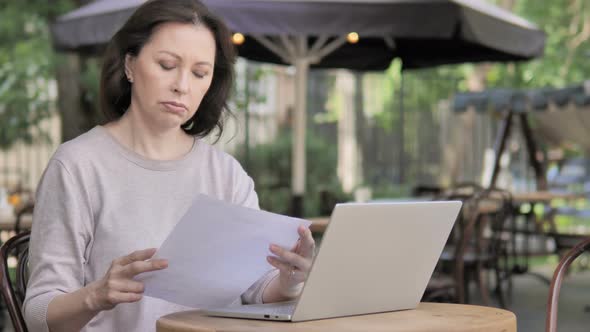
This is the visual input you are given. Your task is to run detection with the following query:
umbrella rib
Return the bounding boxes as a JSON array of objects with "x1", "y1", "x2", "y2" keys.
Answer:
[
  {"x1": 309, "y1": 35, "x2": 330, "y2": 54},
  {"x1": 384, "y1": 36, "x2": 396, "y2": 50},
  {"x1": 280, "y1": 35, "x2": 298, "y2": 59},
  {"x1": 251, "y1": 35, "x2": 292, "y2": 63},
  {"x1": 311, "y1": 36, "x2": 348, "y2": 63}
]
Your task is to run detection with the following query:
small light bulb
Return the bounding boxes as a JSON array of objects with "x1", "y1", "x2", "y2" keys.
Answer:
[
  {"x1": 347, "y1": 32, "x2": 359, "y2": 44},
  {"x1": 232, "y1": 33, "x2": 245, "y2": 45}
]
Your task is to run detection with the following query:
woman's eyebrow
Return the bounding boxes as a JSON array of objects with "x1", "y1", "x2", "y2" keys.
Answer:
[{"x1": 157, "y1": 50, "x2": 213, "y2": 67}]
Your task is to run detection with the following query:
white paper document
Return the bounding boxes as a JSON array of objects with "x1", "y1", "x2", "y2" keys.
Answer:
[{"x1": 138, "y1": 194, "x2": 311, "y2": 308}]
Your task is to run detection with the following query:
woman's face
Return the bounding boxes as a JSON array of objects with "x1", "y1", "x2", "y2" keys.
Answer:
[{"x1": 124, "y1": 22, "x2": 216, "y2": 130}]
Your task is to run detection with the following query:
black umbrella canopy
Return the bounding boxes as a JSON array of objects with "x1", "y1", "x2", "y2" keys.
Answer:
[{"x1": 52, "y1": 0, "x2": 546, "y2": 70}]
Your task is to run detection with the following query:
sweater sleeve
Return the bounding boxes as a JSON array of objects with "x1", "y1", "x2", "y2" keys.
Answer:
[
  {"x1": 231, "y1": 160, "x2": 259, "y2": 210},
  {"x1": 240, "y1": 269, "x2": 280, "y2": 304},
  {"x1": 23, "y1": 159, "x2": 94, "y2": 332}
]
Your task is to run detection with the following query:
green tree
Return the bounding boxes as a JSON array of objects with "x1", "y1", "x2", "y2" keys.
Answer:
[
  {"x1": 235, "y1": 130, "x2": 351, "y2": 217},
  {"x1": 0, "y1": 0, "x2": 74, "y2": 149},
  {"x1": 488, "y1": 0, "x2": 590, "y2": 88}
]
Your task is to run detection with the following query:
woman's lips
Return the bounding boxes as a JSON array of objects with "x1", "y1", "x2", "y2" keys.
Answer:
[{"x1": 161, "y1": 102, "x2": 187, "y2": 115}]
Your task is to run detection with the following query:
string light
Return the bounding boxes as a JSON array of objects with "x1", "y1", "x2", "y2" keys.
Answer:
[
  {"x1": 232, "y1": 33, "x2": 245, "y2": 45},
  {"x1": 347, "y1": 32, "x2": 359, "y2": 44}
]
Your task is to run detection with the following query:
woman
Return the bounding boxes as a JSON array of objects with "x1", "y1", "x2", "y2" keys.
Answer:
[{"x1": 23, "y1": 1, "x2": 315, "y2": 331}]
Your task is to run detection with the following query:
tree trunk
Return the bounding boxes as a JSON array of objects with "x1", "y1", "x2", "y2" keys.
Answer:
[{"x1": 55, "y1": 53, "x2": 83, "y2": 142}]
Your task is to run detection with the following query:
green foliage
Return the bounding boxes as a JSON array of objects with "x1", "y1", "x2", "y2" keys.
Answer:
[
  {"x1": 370, "y1": 183, "x2": 412, "y2": 200},
  {"x1": 488, "y1": 0, "x2": 590, "y2": 88},
  {"x1": 317, "y1": 73, "x2": 344, "y2": 125},
  {"x1": 231, "y1": 61, "x2": 268, "y2": 112},
  {"x1": 372, "y1": 59, "x2": 402, "y2": 133},
  {"x1": 0, "y1": 0, "x2": 74, "y2": 149},
  {"x1": 80, "y1": 57, "x2": 102, "y2": 109},
  {"x1": 236, "y1": 131, "x2": 351, "y2": 217}
]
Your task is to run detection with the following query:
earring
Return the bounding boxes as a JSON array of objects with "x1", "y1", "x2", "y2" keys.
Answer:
[
  {"x1": 182, "y1": 119, "x2": 194, "y2": 130},
  {"x1": 125, "y1": 70, "x2": 133, "y2": 83}
]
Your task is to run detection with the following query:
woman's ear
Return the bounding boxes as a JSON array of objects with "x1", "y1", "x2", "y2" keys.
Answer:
[{"x1": 124, "y1": 54, "x2": 135, "y2": 83}]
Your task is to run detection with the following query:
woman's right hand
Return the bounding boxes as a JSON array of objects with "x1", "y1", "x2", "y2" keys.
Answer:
[{"x1": 85, "y1": 248, "x2": 168, "y2": 311}]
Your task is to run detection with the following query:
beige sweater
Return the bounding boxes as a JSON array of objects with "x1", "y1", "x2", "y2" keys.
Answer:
[{"x1": 23, "y1": 126, "x2": 278, "y2": 332}]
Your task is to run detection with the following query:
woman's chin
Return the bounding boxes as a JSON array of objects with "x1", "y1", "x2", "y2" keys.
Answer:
[
  {"x1": 151, "y1": 114, "x2": 184, "y2": 129},
  {"x1": 158, "y1": 111, "x2": 190, "y2": 129}
]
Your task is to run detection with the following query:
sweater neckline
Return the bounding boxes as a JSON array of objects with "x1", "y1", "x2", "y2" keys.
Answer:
[{"x1": 93, "y1": 125, "x2": 199, "y2": 171}]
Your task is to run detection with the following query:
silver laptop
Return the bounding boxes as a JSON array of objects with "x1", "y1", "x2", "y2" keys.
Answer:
[{"x1": 203, "y1": 200, "x2": 462, "y2": 322}]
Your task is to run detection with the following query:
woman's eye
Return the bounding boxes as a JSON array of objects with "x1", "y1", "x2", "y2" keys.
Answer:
[
  {"x1": 193, "y1": 72, "x2": 207, "y2": 79},
  {"x1": 160, "y1": 63, "x2": 174, "y2": 70}
]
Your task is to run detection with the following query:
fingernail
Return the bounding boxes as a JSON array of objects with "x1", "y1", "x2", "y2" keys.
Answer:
[{"x1": 270, "y1": 244, "x2": 278, "y2": 251}]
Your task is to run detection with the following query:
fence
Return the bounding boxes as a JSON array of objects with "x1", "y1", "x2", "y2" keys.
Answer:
[{"x1": 0, "y1": 113, "x2": 60, "y2": 192}]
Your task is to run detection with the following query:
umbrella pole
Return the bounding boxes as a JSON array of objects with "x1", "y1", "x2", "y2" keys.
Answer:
[
  {"x1": 398, "y1": 71, "x2": 405, "y2": 184},
  {"x1": 291, "y1": 46, "x2": 309, "y2": 217}
]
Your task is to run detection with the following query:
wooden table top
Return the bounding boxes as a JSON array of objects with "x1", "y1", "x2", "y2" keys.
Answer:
[
  {"x1": 157, "y1": 303, "x2": 516, "y2": 332},
  {"x1": 308, "y1": 216, "x2": 329, "y2": 233},
  {"x1": 512, "y1": 191, "x2": 583, "y2": 204}
]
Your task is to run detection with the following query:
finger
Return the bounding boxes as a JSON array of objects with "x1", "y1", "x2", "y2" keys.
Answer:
[
  {"x1": 123, "y1": 259, "x2": 168, "y2": 277},
  {"x1": 266, "y1": 256, "x2": 291, "y2": 274},
  {"x1": 290, "y1": 239, "x2": 300, "y2": 252},
  {"x1": 267, "y1": 257, "x2": 307, "y2": 284},
  {"x1": 107, "y1": 291, "x2": 143, "y2": 305},
  {"x1": 114, "y1": 248, "x2": 158, "y2": 266},
  {"x1": 297, "y1": 226, "x2": 315, "y2": 258},
  {"x1": 106, "y1": 279, "x2": 145, "y2": 294},
  {"x1": 269, "y1": 245, "x2": 310, "y2": 271}
]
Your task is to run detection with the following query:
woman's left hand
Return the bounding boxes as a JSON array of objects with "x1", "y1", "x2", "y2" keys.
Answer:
[{"x1": 267, "y1": 225, "x2": 315, "y2": 297}]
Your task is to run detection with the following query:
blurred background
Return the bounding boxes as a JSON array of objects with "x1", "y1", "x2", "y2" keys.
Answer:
[
  {"x1": 2, "y1": 0, "x2": 590, "y2": 331},
  {"x1": 3, "y1": 0, "x2": 590, "y2": 217}
]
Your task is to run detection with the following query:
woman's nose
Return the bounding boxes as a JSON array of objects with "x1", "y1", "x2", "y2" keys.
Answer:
[{"x1": 172, "y1": 71, "x2": 190, "y2": 95}]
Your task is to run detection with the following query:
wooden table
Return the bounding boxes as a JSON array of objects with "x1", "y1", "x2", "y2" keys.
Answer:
[
  {"x1": 308, "y1": 217, "x2": 329, "y2": 233},
  {"x1": 506, "y1": 191, "x2": 584, "y2": 280},
  {"x1": 157, "y1": 303, "x2": 516, "y2": 332},
  {"x1": 512, "y1": 191, "x2": 582, "y2": 204},
  {"x1": 509, "y1": 190, "x2": 583, "y2": 233}
]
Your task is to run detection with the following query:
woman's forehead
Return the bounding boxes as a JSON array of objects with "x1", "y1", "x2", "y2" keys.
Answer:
[{"x1": 144, "y1": 22, "x2": 216, "y2": 64}]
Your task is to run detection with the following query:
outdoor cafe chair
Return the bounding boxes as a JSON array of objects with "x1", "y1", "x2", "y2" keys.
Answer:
[
  {"x1": 425, "y1": 186, "x2": 514, "y2": 307},
  {"x1": 0, "y1": 231, "x2": 31, "y2": 332},
  {"x1": 466, "y1": 188, "x2": 514, "y2": 308},
  {"x1": 546, "y1": 236, "x2": 590, "y2": 332},
  {"x1": 424, "y1": 184, "x2": 482, "y2": 304}
]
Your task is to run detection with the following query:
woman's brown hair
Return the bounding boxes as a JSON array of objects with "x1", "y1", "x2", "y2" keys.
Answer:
[{"x1": 99, "y1": 0, "x2": 236, "y2": 138}]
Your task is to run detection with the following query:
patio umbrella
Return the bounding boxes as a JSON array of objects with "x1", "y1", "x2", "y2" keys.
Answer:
[{"x1": 51, "y1": 0, "x2": 546, "y2": 216}]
